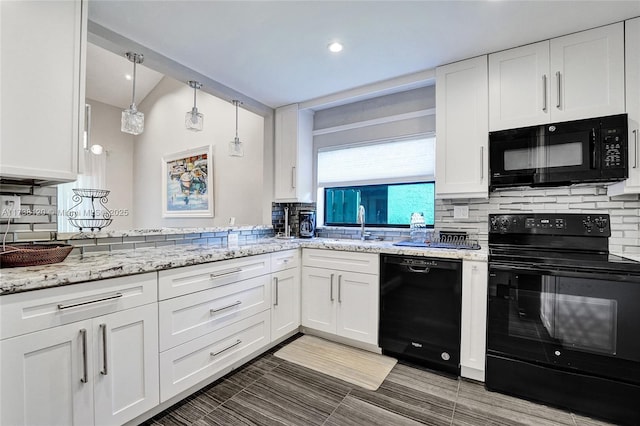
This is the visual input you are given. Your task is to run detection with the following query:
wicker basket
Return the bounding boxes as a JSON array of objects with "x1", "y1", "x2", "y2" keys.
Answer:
[{"x1": 0, "y1": 244, "x2": 74, "y2": 268}]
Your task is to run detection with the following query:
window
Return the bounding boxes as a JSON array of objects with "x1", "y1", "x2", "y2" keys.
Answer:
[
  {"x1": 317, "y1": 136, "x2": 435, "y2": 227},
  {"x1": 324, "y1": 182, "x2": 435, "y2": 227}
]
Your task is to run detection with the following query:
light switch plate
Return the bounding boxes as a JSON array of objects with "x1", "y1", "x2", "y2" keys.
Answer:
[
  {"x1": 453, "y1": 205, "x2": 469, "y2": 219},
  {"x1": 227, "y1": 232, "x2": 239, "y2": 249},
  {"x1": 0, "y1": 196, "x2": 21, "y2": 219}
]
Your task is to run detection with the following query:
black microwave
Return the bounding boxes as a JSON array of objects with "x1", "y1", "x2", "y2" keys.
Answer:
[{"x1": 489, "y1": 114, "x2": 628, "y2": 191}]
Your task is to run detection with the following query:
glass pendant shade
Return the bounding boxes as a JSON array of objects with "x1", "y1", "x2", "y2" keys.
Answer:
[
  {"x1": 185, "y1": 107, "x2": 204, "y2": 131},
  {"x1": 229, "y1": 137, "x2": 244, "y2": 157},
  {"x1": 186, "y1": 81, "x2": 204, "y2": 131},
  {"x1": 121, "y1": 104, "x2": 144, "y2": 135},
  {"x1": 121, "y1": 52, "x2": 145, "y2": 135},
  {"x1": 229, "y1": 100, "x2": 244, "y2": 157}
]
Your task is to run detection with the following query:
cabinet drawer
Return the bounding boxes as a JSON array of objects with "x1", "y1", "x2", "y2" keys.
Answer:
[
  {"x1": 302, "y1": 249, "x2": 379, "y2": 275},
  {"x1": 271, "y1": 249, "x2": 300, "y2": 272},
  {"x1": 158, "y1": 254, "x2": 270, "y2": 300},
  {"x1": 159, "y1": 274, "x2": 271, "y2": 351},
  {"x1": 0, "y1": 273, "x2": 157, "y2": 340},
  {"x1": 159, "y1": 310, "x2": 270, "y2": 402}
]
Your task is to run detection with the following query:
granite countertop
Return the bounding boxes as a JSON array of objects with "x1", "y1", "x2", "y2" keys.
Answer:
[{"x1": 0, "y1": 238, "x2": 488, "y2": 295}]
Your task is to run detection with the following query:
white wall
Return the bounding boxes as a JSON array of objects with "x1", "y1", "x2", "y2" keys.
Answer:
[
  {"x1": 86, "y1": 99, "x2": 135, "y2": 230},
  {"x1": 132, "y1": 76, "x2": 265, "y2": 228}
]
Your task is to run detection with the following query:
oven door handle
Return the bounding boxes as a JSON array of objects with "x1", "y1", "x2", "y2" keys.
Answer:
[{"x1": 490, "y1": 263, "x2": 636, "y2": 282}]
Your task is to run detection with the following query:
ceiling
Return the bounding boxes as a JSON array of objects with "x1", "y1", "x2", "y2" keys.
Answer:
[
  {"x1": 86, "y1": 42, "x2": 164, "y2": 108},
  {"x1": 87, "y1": 1, "x2": 640, "y2": 110}
]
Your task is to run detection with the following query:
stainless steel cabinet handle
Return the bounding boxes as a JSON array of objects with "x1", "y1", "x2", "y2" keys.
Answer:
[
  {"x1": 209, "y1": 268, "x2": 242, "y2": 279},
  {"x1": 84, "y1": 103, "x2": 91, "y2": 150},
  {"x1": 100, "y1": 323, "x2": 108, "y2": 376},
  {"x1": 80, "y1": 329, "x2": 88, "y2": 384},
  {"x1": 274, "y1": 277, "x2": 279, "y2": 306},
  {"x1": 542, "y1": 75, "x2": 547, "y2": 112},
  {"x1": 210, "y1": 339, "x2": 242, "y2": 357},
  {"x1": 480, "y1": 146, "x2": 484, "y2": 181},
  {"x1": 291, "y1": 166, "x2": 296, "y2": 189},
  {"x1": 338, "y1": 275, "x2": 342, "y2": 303},
  {"x1": 330, "y1": 273, "x2": 334, "y2": 301},
  {"x1": 210, "y1": 300, "x2": 242, "y2": 314},
  {"x1": 58, "y1": 293, "x2": 122, "y2": 310},
  {"x1": 555, "y1": 71, "x2": 561, "y2": 109},
  {"x1": 631, "y1": 128, "x2": 638, "y2": 168}
]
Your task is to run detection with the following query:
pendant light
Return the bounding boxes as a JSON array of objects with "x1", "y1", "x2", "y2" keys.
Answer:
[
  {"x1": 229, "y1": 100, "x2": 244, "y2": 157},
  {"x1": 185, "y1": 80, "x2": 204, "y2": 131},
  {"x1": 121, "y1": 52, "x2": 145, "y2": 135}
]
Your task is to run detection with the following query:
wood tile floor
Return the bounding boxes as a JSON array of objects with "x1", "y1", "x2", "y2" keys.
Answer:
[{"x1": 143, "y1": 336, "x2": 616, "y2": 426}]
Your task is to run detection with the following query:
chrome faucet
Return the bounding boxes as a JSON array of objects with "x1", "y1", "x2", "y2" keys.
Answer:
[{"x1": 357, "y1": 204, "x2": 368, "y2": 240}]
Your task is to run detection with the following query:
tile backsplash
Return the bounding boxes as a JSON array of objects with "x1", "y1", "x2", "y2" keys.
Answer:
[
  {"x1": 436, "y1": 184, "x2": 640, "y2": 255},
  {"x1": 0, "y1": 183, "x2": 58, "y2": 242}
]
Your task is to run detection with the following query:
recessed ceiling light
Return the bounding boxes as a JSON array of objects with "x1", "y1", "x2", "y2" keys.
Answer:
[
  {"x1": 125, "y1": 74, "x2": 132, "y2": 80},
  {"x1": 328, "y1": 42, "x2": 343, "y2": 53}
]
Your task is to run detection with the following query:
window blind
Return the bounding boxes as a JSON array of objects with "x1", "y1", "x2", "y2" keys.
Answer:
[{"x1": 317, "y1": 136, "x2": 435, "y2": 187}]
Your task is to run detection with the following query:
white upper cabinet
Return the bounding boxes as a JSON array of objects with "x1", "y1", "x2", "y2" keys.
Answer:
[
  {"x1": 489, "y1": 22, "x2": 625, "y2": 131},
  {"x1": 609, "y1": 17, "x2": 640, "y2": 196},
  {"x1": 489, "y1": 41, "x2": 550, "y2": 130},
  {"x1": 0, "y1": 0, "x2": 87, "y2": 183},
  {"x1": 436, "y1": 56, "x2": 489, "y2": 199},
  {"x1": 274, "y1": 104, "x2": 314, "y2": 202}
]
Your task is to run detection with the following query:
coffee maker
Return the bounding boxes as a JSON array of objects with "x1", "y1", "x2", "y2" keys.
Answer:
[{"x1": 298, "y1": 211, "x2": 316, "y2": 238}]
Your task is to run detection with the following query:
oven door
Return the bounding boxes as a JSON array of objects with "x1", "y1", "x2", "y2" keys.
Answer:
[{"x1": 488, "y1": 263, "x2": 640, "y2": 385}]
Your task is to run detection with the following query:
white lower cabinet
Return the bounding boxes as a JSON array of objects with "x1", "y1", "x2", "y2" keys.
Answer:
[
  {"x1": 0, "y1": 274, "x2": 159, "y2": 426},
  {"x1": 460, "y1": 260, "x2": 488, "y2": 382},
  {"x1": 159, "y1": 310, "x2": 271, "y2": 402},
  {"x1": 271, "y1": 267, "x2": 301, "y2": 341},
  {"x1": 301, "y1": 249, "x2": 379, "y2": 346}
]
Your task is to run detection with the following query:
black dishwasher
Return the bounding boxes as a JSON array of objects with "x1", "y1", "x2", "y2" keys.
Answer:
[{"x1": 379, "y1": 255, "x2": 462, "y2": 375}]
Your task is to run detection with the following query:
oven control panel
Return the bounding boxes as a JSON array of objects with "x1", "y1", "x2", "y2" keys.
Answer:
[{"x1": 489, "y1": 213, "x2": 611, "y2": 236}]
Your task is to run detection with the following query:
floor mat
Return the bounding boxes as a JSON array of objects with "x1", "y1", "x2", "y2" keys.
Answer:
[{"x1": 274, "y1": 335, "x2": 397, "y2": 391}]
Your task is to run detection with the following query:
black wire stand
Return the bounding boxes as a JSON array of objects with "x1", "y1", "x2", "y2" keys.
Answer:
[{"x1": 67, "y1": 189, "x2": 113, "y2": 232}]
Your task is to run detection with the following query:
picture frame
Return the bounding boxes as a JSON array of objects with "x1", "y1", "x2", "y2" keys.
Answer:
[{"x1": 162, "y1": 145, "x2": 214, "y2": 218}]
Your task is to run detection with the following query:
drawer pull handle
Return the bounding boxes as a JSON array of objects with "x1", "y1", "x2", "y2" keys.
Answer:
[
  {"x1": 80, "y1": 328, "x2": 88, "y2": 384},
  {"x1": 210, "y1": 268, "x2": 242, "y2": 279},
  {"x1": 210, "y1": 300, "x2": 242, "y2": 314},
  {"x1": 210, "y1": 339, "x2": 242, "y2": 357},
  {"x1": 58, "y1": 293, "x2": 123, "y2": 310},
  {"x1": 100, "y1": 323, "x2": 108, "y2": 376}
]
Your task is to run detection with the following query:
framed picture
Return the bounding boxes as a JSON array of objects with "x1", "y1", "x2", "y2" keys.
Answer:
[{"x1": 162, "y1": 145, "x2": 213, "y2": 217}]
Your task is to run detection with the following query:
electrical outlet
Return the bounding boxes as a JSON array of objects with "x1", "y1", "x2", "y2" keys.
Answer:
[
  {"x1": 0, "y1": 196, "x2": 21, "y2": 219},
  {"x1": 453, "y1": 205, "x2": 469, "y2": 220}
]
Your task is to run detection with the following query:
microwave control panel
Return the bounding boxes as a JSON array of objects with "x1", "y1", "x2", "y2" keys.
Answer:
[{"x1": 602, "y1": 128, "x2": 624, "y2": 168}]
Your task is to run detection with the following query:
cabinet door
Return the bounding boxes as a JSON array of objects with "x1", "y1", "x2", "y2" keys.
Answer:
[
  {"x1": 0, "y1": 0, "x2": 86, "y2": 183},
  {"x1": 93, "y1": 304, "x2": 159, "y2": 426},
  {"x1": 300, "y1": 266, "x2": 336, "y2": 334},
  {"x1": 435, "y1": 56, "x2": 489, "y2": 199},
  {"x1": 489, "y1": 41, "x2": 550, "y2": 130},
  {"x1": 335, "y1": 271, "x2": 379, "y2": 345},
  {"x1": 550, "y1": 22, "x2": 624, "y2": 122},
  {"x1": 609, "y1": 17, "x2": 640, "y2": 196},
  {"x1": 460, "y1": 260, "x2": 488, "y2": 382},
  {"x1": 271, "y1": 267, "x2": 301, "y2": 341},
  {"x1": 274, "y1": 104, "x2": 313, "y2": 202},
  {"x1": 0, "y1": 321, "x2": 94, "y2": 426}
]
